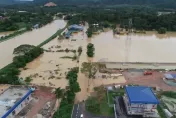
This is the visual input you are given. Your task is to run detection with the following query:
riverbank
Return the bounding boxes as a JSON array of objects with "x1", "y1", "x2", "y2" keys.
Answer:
[
  {"x1": 0, "y1": 29, "x2": 29, "y2": 43},
  {"x1": 0, "y1": 20, "x2": 66, "y2": 69},
  {"x1": 37, "y1": 24, "x2": 68, "y2": 47}
]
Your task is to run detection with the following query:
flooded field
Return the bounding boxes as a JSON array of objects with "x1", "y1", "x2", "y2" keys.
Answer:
[
  {"x1": 91, "y1": 31, "x2": 176, "y2": 63},
  {"x1": 0, "y1": 20, "x2": 66, "y2": 69},
  {"x1": 20, "y1": 38, "x2": 78, "y2": 88},
  {"x1": 19, "y1": 25, "x2": 176, "y2": 102}
]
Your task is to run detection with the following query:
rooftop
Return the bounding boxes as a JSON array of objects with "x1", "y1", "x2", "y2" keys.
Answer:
[
  {"x1": 0, "y1": 86, "x2": 29, "y2": 117},
  {"x1": 68, "y1": 24, "x2": 84, "y2": 31},
  {"x1": 125, "y1": 86, "x2": 159, "y2": 104},
  {"x1": 164, "y1": 74, "x2": 176, "y2": 80}
]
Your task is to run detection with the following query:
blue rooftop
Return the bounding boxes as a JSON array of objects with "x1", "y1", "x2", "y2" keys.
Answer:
[
  {"x1": 68, "y1": 24, "x2": 83, "y2": 31},
  {"x1": 125, "y1": 86, "x2": 159, "y2": 104},
  {"x1": 164, "y1": 74, "x2": 176, "y2": 80}
]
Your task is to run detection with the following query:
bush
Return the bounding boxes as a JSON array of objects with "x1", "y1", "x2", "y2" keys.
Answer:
[
  {"x1": 162, "y1": 91, "x2": 176, "y2": 98},
  {"x1": 158, "y1": 27, "x2": 166, "y2": 34},
  {"x1": 87, "y1": 43, "x2": 95, "y2": 57}
]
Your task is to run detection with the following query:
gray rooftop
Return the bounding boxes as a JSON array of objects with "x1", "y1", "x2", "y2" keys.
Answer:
[{"x1": 0, "y1": 86, "x2": 29, "y2": 117}]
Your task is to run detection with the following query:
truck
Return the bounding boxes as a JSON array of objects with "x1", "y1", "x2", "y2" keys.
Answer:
[{"x1": 144, "y1": 71, "x2": 153, "y2": 75}]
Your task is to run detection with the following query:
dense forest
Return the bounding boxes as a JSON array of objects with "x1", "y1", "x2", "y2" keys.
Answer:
[
  {"x1": 1, "y1": 0, "x2": 176, "y2": 9},
  {"x1": 65, "y1": 7, "x2": 176, "y2": 32},
  {"x1": 0, "y1": 10, "x2": 53, "y2": 32}
]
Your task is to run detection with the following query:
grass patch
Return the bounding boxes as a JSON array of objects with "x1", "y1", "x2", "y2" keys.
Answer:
[
  {"x1": 100, "y1": 95, "x2": 114, "y2": 116},
  {"x1": 107, "y1": 89, "x2": 125, "y2": 105},
  {"x1": 86, "y1": 86, "x2": 114, "y2": 117}
]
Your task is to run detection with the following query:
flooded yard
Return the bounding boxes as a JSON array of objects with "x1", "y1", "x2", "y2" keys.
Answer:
[{"x1": 0, "y1": 20, "x2": 66, "y2": 69}]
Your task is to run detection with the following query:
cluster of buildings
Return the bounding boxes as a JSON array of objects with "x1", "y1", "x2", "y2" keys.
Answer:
[{"x1": 0, "y1": 86, "x2": 34, "y2": 118}]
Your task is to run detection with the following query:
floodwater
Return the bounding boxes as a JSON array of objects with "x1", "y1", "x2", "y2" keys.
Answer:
[
  {"x1": 91, "y1": 31, "x2": 176, "y2": 63},
  {"x1": 19, "y1": 25, "x2": 176, "y2": 102},
  {"x1": 0, "y1": 31, "x2": 14, "y2": 37},
  {"x1": 20, "y1": 38, "x2": 78, "y2": 88},
  {"x1": 0, "y1": 20, "x2": 66, "y2": 69}
]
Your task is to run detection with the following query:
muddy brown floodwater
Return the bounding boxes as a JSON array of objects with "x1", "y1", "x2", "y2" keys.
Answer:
[
  {"x1": 0, "y1": 31, "x2": 14, "y2": 38},
  {"x1": 20, "y1": 25, "x2": 176, "y2": 102},
  {"x1": 0, "y1": 20, "x2": 66, "y2": 69}
]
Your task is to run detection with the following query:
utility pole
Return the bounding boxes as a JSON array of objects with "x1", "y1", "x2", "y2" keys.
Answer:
[{"x1": 125, "y1": 18, "x2": 132, "y2": 63}]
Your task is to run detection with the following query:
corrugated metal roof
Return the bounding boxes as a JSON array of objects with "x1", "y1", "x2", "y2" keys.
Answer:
[
  {"x1": 164, "y1": 74, "x2": 174, "y2": 79},
  {"x1": 125, "y1": 86, "x2": 159, "y2": 104},
  {"x1": 171, "y1": 74, "x2": 176, "y2": 78},
  {"x1": 1, "y1": 88, "x2": 34, "y2": 118},
  {"x1": 164, "y1": 74, "x2": 176, "y2": 79},
  {"x1": 69, "y1": 24, "x2": 83, "y2": 30}
]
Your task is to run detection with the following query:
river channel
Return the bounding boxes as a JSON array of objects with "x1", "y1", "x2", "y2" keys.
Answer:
[{"x1": 0, "y1": 19, "x2": 66, "y2": 69}]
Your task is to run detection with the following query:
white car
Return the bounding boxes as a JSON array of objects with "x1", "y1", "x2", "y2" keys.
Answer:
[{"x1": 80, "y1": 114, "x2": 83, "y2": 118}]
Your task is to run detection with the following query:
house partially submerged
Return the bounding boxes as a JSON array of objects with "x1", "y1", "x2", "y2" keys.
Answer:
[
  {"x1": 0, "y1": 86, "x2": 35, "y2": 118},
  {"x1": 123, "y1": 86, "x2": 160, "y2": 117},
  {"x1": 65, "y1": 24, "x2": 84, "y2": 38}
]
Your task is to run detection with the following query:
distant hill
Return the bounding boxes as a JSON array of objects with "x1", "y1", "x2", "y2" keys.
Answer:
[{"x1": 0, "y1": 0, "x2": 176, "y2": 9}]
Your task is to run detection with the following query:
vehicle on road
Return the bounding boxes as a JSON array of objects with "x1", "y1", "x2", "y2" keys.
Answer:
[{"x1": 80, "y1": 114, "x2": 83, "y2": 118}]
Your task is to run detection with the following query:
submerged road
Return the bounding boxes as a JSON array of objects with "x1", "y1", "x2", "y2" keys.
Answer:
[{"x1": 102, "y1": 62, "x2": 176, "y2": 70}]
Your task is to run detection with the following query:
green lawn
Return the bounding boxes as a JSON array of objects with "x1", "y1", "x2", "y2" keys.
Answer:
[
  {"x1": 100, "y1": 95, "x2": 114, "y2": 116},
  {"x1": 107, "y1": 89, "x2": 125, "y2": 105}
]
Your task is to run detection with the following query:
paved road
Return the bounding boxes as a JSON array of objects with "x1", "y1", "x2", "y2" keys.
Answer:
[{"x1": 72, "y1": 104, "x2": 81, "y2": 118}]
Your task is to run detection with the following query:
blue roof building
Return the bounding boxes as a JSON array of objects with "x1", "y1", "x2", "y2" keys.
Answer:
[
  {"x1": 123, "y1": 86, "x2": 160, "y2": 117},
  {"x1": 125, "y1": 86, "x2": 159, "y2": 104},
  {"x1": 68, "y1": 24, "x2": 83, "y2": 31},
  {"x1": 65, "y1": 24, "x2": 84, "y2": 38}
]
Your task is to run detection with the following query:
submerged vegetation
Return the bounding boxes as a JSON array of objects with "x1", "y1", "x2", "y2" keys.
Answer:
[
  {"x1": 158, "y1": 27, "x2": 167, "y2": 34},
  {"x1": 13, "y1": 44, "x2": 35, "y2": 55},
  {"x1": 0, "y1": 47, "x2": 43, "y2": 84},
  {"x1": 0, "y1": 29, "x2": 29, "y2": 42},
  {"x1": 87, "y1": 43, "x2": 95, "y2": 57}
]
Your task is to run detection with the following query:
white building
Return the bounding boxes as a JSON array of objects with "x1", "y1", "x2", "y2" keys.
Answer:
[
  {"x1": 123, "y1": 86, "x2": 160, "y2": 117},
  {"x1": 0, "y1": 86, "x2": 34, "y2": 118}
]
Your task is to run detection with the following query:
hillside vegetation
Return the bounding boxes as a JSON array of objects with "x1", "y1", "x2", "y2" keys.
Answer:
[{"x1": 1, "y1": 0, "x2": 176, "y2": 9}]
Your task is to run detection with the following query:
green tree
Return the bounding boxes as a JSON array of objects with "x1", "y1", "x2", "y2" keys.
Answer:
[
  {"x1": 158, "y1": 27, "x2": 167, "y2": 34},
  {"x1": 87, "y1": 43, "x2": 95, "y2": 57},
  {"x1": 54, "y1": 87, "x2": 64, "y2": 99},
  {"x1": 78, "y1": 46, "x2": 83, "y2": 56}
]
